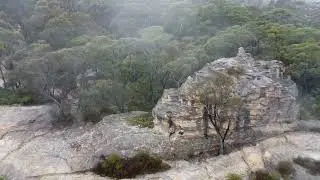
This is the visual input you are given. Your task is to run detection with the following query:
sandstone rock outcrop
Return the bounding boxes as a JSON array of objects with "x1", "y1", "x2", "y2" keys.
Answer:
[
  {"x1": 0, "y1": 105, "x2": 214, "y2": 179},
  {"x1": 0, "y1": 106, "x2": 166, "y2": 180},
  {"x1": 142, "y1": 132, "x2": 320, "y2": 180},
  {"x1": 153, "y1": 48, "x2": 298, "y2": 143},
  {"x1": 0, "y1": 105, "x2": 319, "y2": 180}
]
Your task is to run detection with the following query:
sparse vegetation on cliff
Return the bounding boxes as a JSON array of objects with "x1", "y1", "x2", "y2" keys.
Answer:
[
  {"x1": 227, "y1": 161, "x2": 295, "y2": 180},
  {"x1": 93, "y1": 152, "x2": 170, "y2": 179},
  {"x1": 226, "y1": 66, "x2": 246, "y2": 78},
  {"x1": 250, "y1": 170, "x2": 281, "y2": 180},
  {"x1": 276, "y1": 161, "x2": 295, "y2": 179},
  {"x1": 127, "y1": 113, "x2": 154, "y2": 128},
  {"x1": 199, "y1": 73, "x2": 242, "y2": 155},
  {"x1": 226, "y1": 173, "x2": 243, "y2": 180}
]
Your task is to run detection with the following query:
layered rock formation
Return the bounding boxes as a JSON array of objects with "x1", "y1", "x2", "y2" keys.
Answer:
[{"x1": 153, "y1": 47, "x2": 298, "y2": 141}]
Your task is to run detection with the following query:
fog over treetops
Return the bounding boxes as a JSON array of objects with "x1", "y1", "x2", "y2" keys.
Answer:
[{"x1": 0, "y1": 0, "x2": 319, "y2": 121}]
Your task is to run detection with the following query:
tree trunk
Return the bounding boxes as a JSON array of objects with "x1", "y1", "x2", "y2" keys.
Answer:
[
  {"x1": 219, "y1": 138, "x2": 225, "y2": 155},
  {"x1": 0, "y1": 65, "x2": 6, "y2": 88},
  {"x1": 203, "y1": 107, "x2": 208, "y2": 137}
]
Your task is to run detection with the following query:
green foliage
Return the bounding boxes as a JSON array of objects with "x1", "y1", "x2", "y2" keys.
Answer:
[
  {"x1": 0, "y1": 88, "x2": 33, "y2": 105},
  {"x1": 198, "y1": 0, "x2": 255, "y2": 32},
  {"x1": 40, "y1": 12, "x2": 103, "y2": 49},
  {"x1": 67, "y1": 35, "x2": 91, "y2": 47},
  {"x1": 199, "y1": 73, "x2": 241, "y2": 155},
  {"x1": 138, "y1": 26, "x2": 172, "y2": 44},
  {"x1": 78, "y1": 81, "x2": 126, "y2": 122},
  {"x1": 284, "y1": 41, "x2": 320, "y2": 94},
  {"x1": 297, "y1": 94, "x2": 320, "y2": 120},
  {"x1": 164, "y1": 3, "x2": 199, "y2": 37},
  {"x1": 226, "y1": 173, "x2": 242, "y2": 180},
  {"x1": 1, "y1": 0, "x2": 320, "y2": 121},
  {"x1": 94, "y1": 152, "x2": 170, "y2": 179},
  {"x1": 205, "y1": 25, "x2": 256, "y2": 58},
  {"x1": 127, "y1": 113, "x2": 154, "y2": 128},
  {"x1": 0, "y1": 176, "x2": 6, "y2": 180},
  {"x1": 260, "y1": 8, "x2": 302, "y2": 25}
]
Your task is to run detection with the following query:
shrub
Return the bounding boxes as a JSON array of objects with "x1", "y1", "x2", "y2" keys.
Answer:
[
  {"x1": 0, "y1": 88, "x2": 33, "y2": 105},
  {"x1": 78, "y1": 89, "x2": 116, "y2": 122},
  {"x1": 100, "y1": 153, "x2": 125, "y2": 178},
  {"x1": 276, "y1": 161, "x2": 295, "y2": 178},
  {"x1": 226, "y1": 173, "x2": 242, "y2": 180},
  {"x1": 94, "y1": 152, "x2": 170, "y2": 179},
  {"x1": 250, "y1": 170, "x2": 280, "y2": 180},
  {"x1": 81, "y1": 107, "x2": 115, "y2": 122},
  {"x1": 0, "y1": 176, "x2": 6, "y2": 180},
  {"x1": 127, "y1": 113, "x2": 154, "y2": 128}
]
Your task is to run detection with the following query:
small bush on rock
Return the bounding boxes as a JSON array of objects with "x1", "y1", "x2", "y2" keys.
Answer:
[
  {"x1": 79, "y1": 89, "x2": 117, "y2": 122},
  {"x1": 127, "y1": 113, "x2": 154, "y2": 128},
  {"x1": 276, "y1": 161, "x2": 295, "y2": 178},
  {"x1": 94, "y1": 152, "x2": 170, "y2": 179},
  {"x1": 226, "y1": 173, "x2": 242, "y2": 180},
  {"x1": 226, "y1": 66, "x2": 245, "y2": 78},
  {"x1": 250, "y1": 170, "x2": 280, "y2": 180}
]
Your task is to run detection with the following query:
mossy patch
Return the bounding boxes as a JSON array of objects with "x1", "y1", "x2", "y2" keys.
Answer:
[
  {"x1": 226, "y1": 173, "x2": 242, "y2": 180},
  {"x1": 127, "y1": 113, "x2": 154, "y2": 128},
  {"x1": 93, "y1": 152, "x2": 170, "y2": 179}
]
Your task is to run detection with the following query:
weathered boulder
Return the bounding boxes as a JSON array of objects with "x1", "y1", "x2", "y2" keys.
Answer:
[{"x1": 153, "y1": 47, "x2": 298, "y2": 147}]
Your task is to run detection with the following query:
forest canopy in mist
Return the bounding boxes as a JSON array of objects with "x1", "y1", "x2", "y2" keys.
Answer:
[{"x1": 0, "y1": 0, "x2": 319, "y2": 121}]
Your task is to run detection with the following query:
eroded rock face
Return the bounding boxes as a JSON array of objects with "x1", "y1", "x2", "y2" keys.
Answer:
[{"x1": 153, "y1": 47, "x2": 298, "y2": 142}]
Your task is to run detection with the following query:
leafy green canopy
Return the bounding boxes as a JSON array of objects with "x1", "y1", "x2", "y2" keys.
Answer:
[{"x1": 0, "y1": 0, "x2": 319, "y2": 120}]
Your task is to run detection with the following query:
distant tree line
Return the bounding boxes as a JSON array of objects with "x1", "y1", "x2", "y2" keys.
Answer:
[{"x1": 0, "y1": 0, "x2": 319, "y2": 121}]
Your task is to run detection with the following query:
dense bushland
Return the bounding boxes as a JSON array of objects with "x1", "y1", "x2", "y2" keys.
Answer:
[{"x1": 0, "y1": 0, "x2": 319, "y2": 120}]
